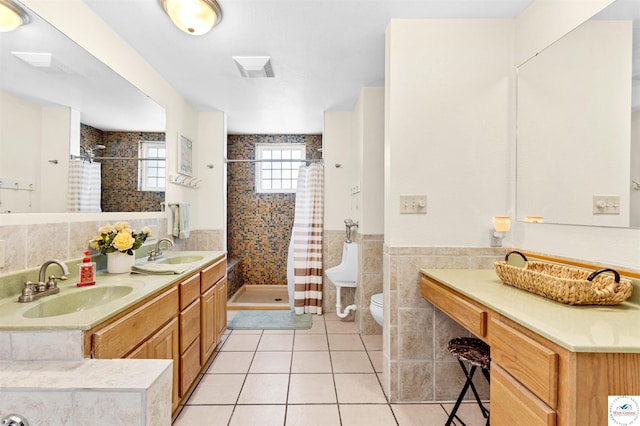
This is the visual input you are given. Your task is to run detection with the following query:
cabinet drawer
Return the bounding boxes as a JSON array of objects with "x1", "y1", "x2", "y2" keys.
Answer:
[
  {"x1": 491, "y1": 363, "x2": 556, "y2": 426},
  {"x1": 490, "y1": 317, "x2": 558, "y2": 408},
  {"x1": 180, "y1": 298, "x2": 201, "y2": 353},
  {"x1": 180, "y1": 273, "x2": 200, "y2": 310},
  {"x1": 201, "y1": 258, "x2": 226, "y2": 293},
  {"x1": 180, "y1": 337, "x2": 201, "y2": 396},
  {"x1": 420, "y1": 276, "x2": 487, "y2": 337},
  {"x1": 93, "y1": 286, "x2": 179, "y2": 359}
]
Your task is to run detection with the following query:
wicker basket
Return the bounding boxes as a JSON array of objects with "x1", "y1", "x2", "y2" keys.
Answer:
[{"x1": 494, "y1": 251, "x2": 633, "y2": 305}]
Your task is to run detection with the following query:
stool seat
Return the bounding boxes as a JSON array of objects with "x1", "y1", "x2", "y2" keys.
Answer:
[
  {"x1": 445, "y1": 337, "x2": 490, "y2": 426},
  {"x1": 447, "y1": 337, "x2": 490, "y2": 369}
]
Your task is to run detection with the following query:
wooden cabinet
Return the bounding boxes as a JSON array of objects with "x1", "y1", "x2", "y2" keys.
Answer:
[
  {"x1": 490, "y1": 317, "x2": 558, "y2": 408},
  {"x1": 125, "y1": 317, "x2": 180, "y2": 411},
  {"x1": 200, "y1": 258, "x2": 227, "y2": 363},
  {"x1": 179, "y1": 272, "x2": 202, "y2": 397},
  {"x1": 215, "y1": 278, "x2": 227, "y2": 341},
  {"x1": 88, "y1": 255, "x2": 227, "y2": 416},
  {"x1": 491, "y1": 364, "x2": 556, "y2": 426},
  {"x1": 148, "y1": 317, "x2": 180, "y2": 411},
  {"x1": 201, "y1": 284, "x2": 217, "y2": 363},
  {"x1": 93, "y1": 286, "x2": 179, "y2": 359},
  {"x1": 421, "y1": 275, "x2": 487, "y2": 338},
  {"x1": 421, "y1": 272, "x2": 640, "y2": 426}
]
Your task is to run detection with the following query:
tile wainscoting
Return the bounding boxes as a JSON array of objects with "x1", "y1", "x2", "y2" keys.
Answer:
[
  {"x1": 322, "y1": 231, "x2": 383, "y2": 336},
  {"x1": 0, "y1": 218, "x2": 223, "y2": 275},
  {"x1": 383, "y1": 246, "x2": 505, "y2": 402}
]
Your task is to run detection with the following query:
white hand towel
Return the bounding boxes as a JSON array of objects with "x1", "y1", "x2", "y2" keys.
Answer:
[
  {"x1": 172, "y1": 205, "x2": 180, "y2": 238},
  {"x1": 178, "y1": 202, "x2": 190, "y2": 239}
]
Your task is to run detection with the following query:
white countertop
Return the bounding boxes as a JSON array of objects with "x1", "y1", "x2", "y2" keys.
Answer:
[{"x1": 421, "y1": 268, "x2": 640, "y2": 353}]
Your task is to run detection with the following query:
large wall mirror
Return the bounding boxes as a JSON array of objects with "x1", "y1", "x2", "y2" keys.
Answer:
[
  {"x1": 516, "y1": 0, "x2": 639, "y2": 228},
  {"x1": 0, "y1": 1, "x2": 166, "y2": 214}
]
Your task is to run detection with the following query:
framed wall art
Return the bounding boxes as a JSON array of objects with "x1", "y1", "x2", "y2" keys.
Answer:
[{"x1": 178, "y1": 133, "x2": 193, "y2": 176}]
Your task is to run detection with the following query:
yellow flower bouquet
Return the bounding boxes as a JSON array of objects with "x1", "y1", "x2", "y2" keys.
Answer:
[{"x1": 89, "y1": 222, "x2": 152, "y2": 255}]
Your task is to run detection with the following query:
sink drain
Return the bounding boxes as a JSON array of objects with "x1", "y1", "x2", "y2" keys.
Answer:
[{"x1": 275, "y1": 298, "x2": 283, "y2": 302}]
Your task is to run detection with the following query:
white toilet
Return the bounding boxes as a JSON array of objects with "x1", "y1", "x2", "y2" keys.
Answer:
[{"x1": 370, "y1": 293, "x2": 383, "y2": 327}]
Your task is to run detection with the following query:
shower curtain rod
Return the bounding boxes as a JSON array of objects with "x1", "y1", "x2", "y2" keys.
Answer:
[
  {"x1": 70, "y1": 154, "x2": 166, "y2": 161},
  {"x1": 225, "y1": 158, "x2": 323, "y2": 164}
]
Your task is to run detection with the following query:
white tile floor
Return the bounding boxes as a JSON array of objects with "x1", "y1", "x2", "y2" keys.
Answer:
[{"x1": 173, "y1": 312, "x2": 489, "y2": 426}]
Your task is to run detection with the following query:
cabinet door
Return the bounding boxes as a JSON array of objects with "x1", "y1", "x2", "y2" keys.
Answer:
[
  {"x1": 201, "y1": 285, "x2": 216, "y2": 363},
  {"x1": 126, "y1": 341, "x2": 149, "y2": 359},
  {"x1": 180, "y1": 337, "x2": 201, "y2": 397},
  {"x1": 149, "y1": 317, "x2": 180, "y2": 411},
  {"x1": 215, "y1": 278, "x2": 227, "y2": 341},
  {"x1": 93, "y1": 286, "x2": 178, "y2": 359}
]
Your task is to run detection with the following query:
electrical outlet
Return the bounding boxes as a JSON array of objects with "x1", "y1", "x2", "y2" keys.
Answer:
[
  {"x1": 592, "y1": 195, "x2": 621, "y2": 215},
  {"x1": 400, "y1": 195, "x2": 427, "y2": 214},
  {"x1": 0, "y1": 240, "x2": 5, "y2": 268}
]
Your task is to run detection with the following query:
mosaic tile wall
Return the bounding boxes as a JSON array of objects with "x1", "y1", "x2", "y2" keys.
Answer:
[
  {"x1": 80, "y1": 124, "x2": 165, "y2": 212},
  {"x1": 227, "y1": 134, "x2": 322, "y2": 286}
]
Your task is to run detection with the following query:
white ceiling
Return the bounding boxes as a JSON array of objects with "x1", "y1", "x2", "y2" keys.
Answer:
[{"x1": 81, "y1": 0, "x2": 534, "y2": 134}]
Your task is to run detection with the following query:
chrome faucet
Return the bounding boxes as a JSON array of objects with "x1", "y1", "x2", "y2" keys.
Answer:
[
  {"x1": 344, "y1": 219, "x2": 359, "y2": 243},
  {"x1": 147, "y1": 237, "x2": 174, "y2": 261},
  {"x1": 18, "y1": 259, "x2": 69, "y2": 303}
]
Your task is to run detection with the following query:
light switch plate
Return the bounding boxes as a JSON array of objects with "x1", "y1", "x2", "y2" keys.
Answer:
[
  {"x1": 592, "y1": 195, "x2": 621, "y2": 215},
  {"x1": 400, "y1": 195, "x2": 427, "y2": 214}
]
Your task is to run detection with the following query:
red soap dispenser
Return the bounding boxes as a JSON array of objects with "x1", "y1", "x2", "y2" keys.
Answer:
[{"x1": 77, "y1": 251, "x2": 96, "y2": 287}]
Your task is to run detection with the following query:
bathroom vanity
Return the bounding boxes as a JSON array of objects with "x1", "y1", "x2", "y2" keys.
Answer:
[
  {"x1": 421, "y1": 265, "x2": 640, "y2": 426},
  {"x1": 0, "y1": 251, "x2": 227, "y2": 417}
]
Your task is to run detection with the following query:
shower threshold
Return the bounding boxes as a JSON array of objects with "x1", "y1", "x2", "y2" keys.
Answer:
[{"x1": 227, "y1": 285, "x2": 290, "y2": 310}]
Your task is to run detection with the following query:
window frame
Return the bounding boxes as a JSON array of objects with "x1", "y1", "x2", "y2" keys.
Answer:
[
  {"x1": 138, "y1": 140, "x2": 166, "y2": 192},
  {"x1": 254, "y1": 143, "x2": 306, "y2": 194}
]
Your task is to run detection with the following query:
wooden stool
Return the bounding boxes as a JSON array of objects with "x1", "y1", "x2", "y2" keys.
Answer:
[{"x1": 445, "y1": 337, "x2": 490, "y2": 426}]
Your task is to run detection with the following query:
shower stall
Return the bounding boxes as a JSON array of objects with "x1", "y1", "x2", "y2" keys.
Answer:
[{"x1": 226, "y1": 134, "x2": 323, "y2": 310}]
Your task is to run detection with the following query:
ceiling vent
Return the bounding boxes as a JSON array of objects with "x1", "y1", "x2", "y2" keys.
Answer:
[
  {"x1": 11, "y1": 51, "x2": 75, "y2": 74},
  {"x1": 233, "y1": 56, "x2": 274, "y2": 78}
]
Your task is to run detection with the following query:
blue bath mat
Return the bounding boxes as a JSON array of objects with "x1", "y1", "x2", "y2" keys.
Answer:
[{"x1": 228, "y1": 310, "x2": 312, "y2": 330}]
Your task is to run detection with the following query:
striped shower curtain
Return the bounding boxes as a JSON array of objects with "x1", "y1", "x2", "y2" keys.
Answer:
[
  {"x1": 67, "y1": 159, "x2": 102, "y2": 212},
  {"x1": 292, "y1": 163, "x2": 324, "y2": 315}
]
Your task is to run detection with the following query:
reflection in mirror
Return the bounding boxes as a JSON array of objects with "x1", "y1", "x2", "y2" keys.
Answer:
[
  {"x1": 516, "y1": 0, "x2": 639, "y2": 228},
  {"x1": 0, "y1": 0, "x2": 166, "y2": 214}
]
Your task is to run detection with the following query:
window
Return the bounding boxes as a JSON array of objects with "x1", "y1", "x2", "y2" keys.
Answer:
[
  {"x1": 255, "y1": 144, "x2": 305, "y2": 193},
  {"x1": 138, "y1": 141, "x2": 166, "y2": 192}
]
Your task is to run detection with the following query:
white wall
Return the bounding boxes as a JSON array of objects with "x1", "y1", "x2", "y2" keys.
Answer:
[
  {"x1": 323, "y1": 111, "x2": 355, "y2": 230},
  {"x1": 359, "y1": 88, "x2": 385, "y2": 236},
  {"x1": 385, "y1": 19, "x2": 514, "y2": 247},
  {"x1": 0, "y1": 91, "x2": 50, "y2": 213},
  {"x1": 515, "y1": 0, "x2": 615, "y2": 66},
  {"x1": 324, "y1": 88, "x2": 385, "y2": 235},
  {"x1": 195, "y1": 112, "x2": 227, "y2": 232}
]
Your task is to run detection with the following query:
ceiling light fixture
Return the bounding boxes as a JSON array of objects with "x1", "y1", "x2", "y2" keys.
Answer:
[
  {"x1": 0, "y1": 0, "x2": 29, "y2": 32},
  {"x1": 161, "y1": 0, "x2": 222, "y2": 36}
]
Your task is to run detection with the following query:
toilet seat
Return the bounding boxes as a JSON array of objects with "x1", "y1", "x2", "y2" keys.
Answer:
[{"x1": 371, "y1": 293, "x2": 383, "y2": 307}]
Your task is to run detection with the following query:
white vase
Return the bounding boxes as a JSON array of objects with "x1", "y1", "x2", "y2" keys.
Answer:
[{"x1": 107, "y1": 251, "x2": 135, "y2": 274}]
